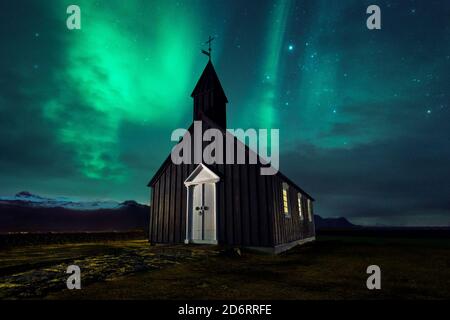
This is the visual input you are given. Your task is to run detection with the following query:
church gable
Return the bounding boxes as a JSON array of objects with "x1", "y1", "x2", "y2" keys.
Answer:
[{"x1": 184, "y1": 164, "x2": 220, "y2": 186}]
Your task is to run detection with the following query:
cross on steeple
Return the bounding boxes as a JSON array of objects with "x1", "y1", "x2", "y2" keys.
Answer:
[{"x1": 201, "y1": 36, "x2": 215, "y2": 60}]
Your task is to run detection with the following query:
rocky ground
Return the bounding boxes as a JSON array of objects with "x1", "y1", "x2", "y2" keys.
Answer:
[{"x1": 0, "y1": 240, "x2": 215, "y2": 299}]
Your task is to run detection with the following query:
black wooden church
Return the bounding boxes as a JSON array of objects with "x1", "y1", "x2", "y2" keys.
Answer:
[{"x1": 147, "y1": 53, "x2": 315, "y2": 254}]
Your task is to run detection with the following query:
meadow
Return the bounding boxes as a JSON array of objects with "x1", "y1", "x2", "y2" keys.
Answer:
[{"x1": 1, "y1": 232, "x2": 449, "y2": 300}]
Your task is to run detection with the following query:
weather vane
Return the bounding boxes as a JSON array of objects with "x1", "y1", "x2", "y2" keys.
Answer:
[{"x1": 202, "y1": 36, "x2": 215, "y2": 60}]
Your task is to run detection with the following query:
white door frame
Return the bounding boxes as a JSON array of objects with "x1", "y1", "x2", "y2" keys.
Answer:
[{"x1": 184, "y1": 164, "x2": 220, "y2": 244}]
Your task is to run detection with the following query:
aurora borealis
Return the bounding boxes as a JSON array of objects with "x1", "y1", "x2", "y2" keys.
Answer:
[{"x1": 1, "y1": 0, "x2": 449, "y2": 226}]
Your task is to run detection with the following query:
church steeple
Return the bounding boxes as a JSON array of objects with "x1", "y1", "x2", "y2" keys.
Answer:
[{"x1": 191, "y1": 60, "x2": 228, "y2": 128}]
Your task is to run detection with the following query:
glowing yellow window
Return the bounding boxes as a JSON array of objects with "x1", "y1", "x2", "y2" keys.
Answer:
[
  {"x1": 298, "y1": 194, "x2": 303, "y2": 220},
  {"x1": 307, "y1": 199, "x2": 313, "y2": 222},
  {"x1": 282, "y1": 183, "x2": 289, "y2": 216}
]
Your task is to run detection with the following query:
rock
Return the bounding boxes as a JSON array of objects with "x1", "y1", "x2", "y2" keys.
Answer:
[{"x1": 219, "y1": 247, "x2": 242, "y2": 257}]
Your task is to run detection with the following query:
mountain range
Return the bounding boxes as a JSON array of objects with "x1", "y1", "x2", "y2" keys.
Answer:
[
  {"x1": 313, "y1": 215, "x2": 355, "y2": 230},
  {"x1": 0, "y1": 191, "x2": 354, "y2": 233},
  {"x1": 0, "y1": 192, "x2": 149, "y2": 233}
]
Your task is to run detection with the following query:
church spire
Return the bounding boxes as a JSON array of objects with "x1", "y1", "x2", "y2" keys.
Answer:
[{"x1": 191, "y1": 40, "x2": 228, "y2": 128}]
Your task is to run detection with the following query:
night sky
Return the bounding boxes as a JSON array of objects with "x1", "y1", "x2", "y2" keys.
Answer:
[{"x1": 1, "y1": 0, "x2": 449, "y2": 226}]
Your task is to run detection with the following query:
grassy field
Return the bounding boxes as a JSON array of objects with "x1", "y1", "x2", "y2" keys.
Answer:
[{"x1": 1, "y1": 235, "x2": 449, "y2": 300}]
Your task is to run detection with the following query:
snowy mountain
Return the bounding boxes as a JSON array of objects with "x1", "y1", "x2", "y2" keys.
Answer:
[
  {"x1": 0, "y1": 191, "x2": 126, "y2": 211},
  {"x1": 0, "y1": 192, "x2": 149, "y2": 233}
]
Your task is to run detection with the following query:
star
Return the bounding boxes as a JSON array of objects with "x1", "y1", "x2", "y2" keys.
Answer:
[
  {"x1": 288, "y1": 44, "x2": 294, "y2": 51},
  {"x1": 35, "y1": 33, "x2": 39, "y2": 37}
]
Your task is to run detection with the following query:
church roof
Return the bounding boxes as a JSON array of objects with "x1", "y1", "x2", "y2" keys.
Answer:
[
  {"x1": 146, "y1": 114, "x2": 315, "y2": 201},
  {"x1": 191, "y1": 60, "x2": 228, "y2": 102}
]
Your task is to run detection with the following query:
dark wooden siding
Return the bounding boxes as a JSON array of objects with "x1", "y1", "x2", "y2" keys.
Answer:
[
  {"x1": 148, "y1": 119, "x2": 313, "y2": 247},
  {"x1": 270, "y1": 175, "x2": 315, "y2": 245},
  {"x1": 248, "y1": 165, "x2": 259, "y2": 245},
  {"x1": 149, "y1": 162, "x2": 276, "y2": 246},
  {"x1": 149, "y1": 162, "x2": 194, "y2": 244}
]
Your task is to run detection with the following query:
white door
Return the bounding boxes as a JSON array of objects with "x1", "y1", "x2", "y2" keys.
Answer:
[
  {"x1": 202, "y1": 183, "x2": 215, "y2": 241},
  {"x1": 184, "y1": 164, "x2": 219, "y2": 244},
  {"x1": 191, "y1": 183, "x2": 216, "y2": 243},
  {"x1": 192, "y1": 184, "x2": 203, "y2": 241}
]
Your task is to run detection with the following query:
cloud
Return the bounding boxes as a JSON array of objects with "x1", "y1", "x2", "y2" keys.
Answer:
[{"x1": 282, "y1": 114, "x2": 450, "y2": 225}]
